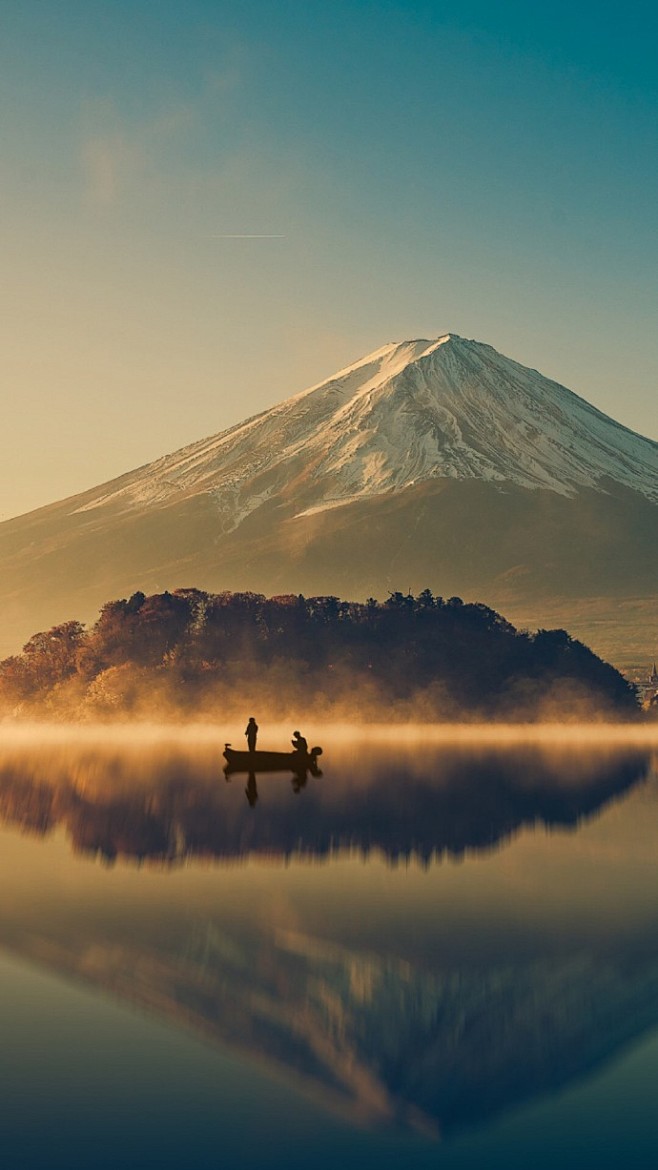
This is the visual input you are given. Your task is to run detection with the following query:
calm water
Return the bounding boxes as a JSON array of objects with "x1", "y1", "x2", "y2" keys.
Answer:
[{"x1": 1, "y1": 726, "x2": 658, "y2": 1169}]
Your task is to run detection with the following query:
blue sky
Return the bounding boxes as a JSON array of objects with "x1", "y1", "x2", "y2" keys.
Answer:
[{"x1": 1, "y1": 1, "x2": 656, "y2": 517}]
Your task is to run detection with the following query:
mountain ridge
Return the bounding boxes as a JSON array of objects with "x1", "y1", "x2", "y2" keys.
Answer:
[
  {"x1": 0, "y1": 334, "x2": 656, "y2": 664},
  {"x1": 62, "y1": 333, "x2": 658, "y2": 527}
]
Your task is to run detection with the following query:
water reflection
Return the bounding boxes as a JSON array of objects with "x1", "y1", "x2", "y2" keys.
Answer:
[
  {"x1": 0, "y1": 737, "x2": 657, "y2": 1141},
  {"x1": 0, "y1": 743, "x2": 649, "y2": 866}
]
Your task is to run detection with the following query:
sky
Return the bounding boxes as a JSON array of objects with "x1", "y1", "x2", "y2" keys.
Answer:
[{"x1": 1, "y1": 0, "x2": 657, "y2": 520}]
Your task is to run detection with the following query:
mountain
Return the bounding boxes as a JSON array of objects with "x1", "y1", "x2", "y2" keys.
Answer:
[{"x1": 0, "y1": 334, "x2": 656, "y2": 663}]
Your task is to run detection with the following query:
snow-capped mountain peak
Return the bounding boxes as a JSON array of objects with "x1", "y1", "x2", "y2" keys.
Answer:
[{"x1": 73, "y1": 335, "x2": 658, "y2": 528}]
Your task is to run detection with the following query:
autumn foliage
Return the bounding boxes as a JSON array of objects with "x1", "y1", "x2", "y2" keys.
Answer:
[{"x1": 0, "y1": 588, "x2": 639, "y2": 721}]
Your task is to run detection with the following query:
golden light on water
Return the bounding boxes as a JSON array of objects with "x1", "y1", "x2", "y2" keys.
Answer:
[
  {"x1": 0, "y1": 715, "x2": 657, "y2": 1140},
  {"x1": 0, "y1": 720, "x2": 657, "y2": 749}
]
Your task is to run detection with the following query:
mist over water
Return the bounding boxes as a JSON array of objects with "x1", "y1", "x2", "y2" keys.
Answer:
[
  {"x1": 2, "y1": 719, "x2": 658, "y2": 748},
  {"x1": 1, "y1": 725, "x2": 658, "y2": 1167}
]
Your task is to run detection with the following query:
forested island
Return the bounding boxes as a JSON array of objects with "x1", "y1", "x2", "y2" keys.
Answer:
[{"x1": 0, "y1": 588, "x2": 639, "y2": 721}]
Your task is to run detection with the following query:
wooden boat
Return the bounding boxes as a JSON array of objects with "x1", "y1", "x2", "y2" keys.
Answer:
[{"x1": 223, "y1": 744, "x2": 323, "y2": 776}]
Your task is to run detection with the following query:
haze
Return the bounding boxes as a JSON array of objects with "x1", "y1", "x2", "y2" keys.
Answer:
[
  {"x1": 1, "y1": 1, "x2": 658, "y2": 520},
  {"x1": 1, "y1": 722, "x2": 657, "y2": 749}
]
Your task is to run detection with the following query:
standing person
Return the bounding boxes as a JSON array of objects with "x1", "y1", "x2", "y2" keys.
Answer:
[
  {"x1": 245, "y1": 772, "x2": 258, "y2": 807},
  {"x1": 245, "y1": 716, "x2": 258, "y2": 752}
]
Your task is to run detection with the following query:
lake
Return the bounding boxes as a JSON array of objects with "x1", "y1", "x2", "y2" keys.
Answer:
[{"x1": 1, "y1": 723, "x2": 657, "y2": 1169}]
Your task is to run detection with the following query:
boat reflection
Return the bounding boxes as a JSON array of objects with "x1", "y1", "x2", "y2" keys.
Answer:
[
  {"x1": 0, "y1": 743, "x2": 649, "y2": 865},
  {"x1": 224, "y1": 741, "x2": 322, "y2": 806},
  {"x1": 0, "y1": 741, "x2": 655, "y2": 1138},
  {"x1": 223, "y1": 742, "x2": 323, "y2": 784}
]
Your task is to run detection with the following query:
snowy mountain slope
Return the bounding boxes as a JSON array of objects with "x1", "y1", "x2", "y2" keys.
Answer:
[
  {"x1": 0, "y1": 333, "x2": 655, "y2": 662},
  {"x1": 70, "y1": 334, "x2": 658, "y2": 530}
]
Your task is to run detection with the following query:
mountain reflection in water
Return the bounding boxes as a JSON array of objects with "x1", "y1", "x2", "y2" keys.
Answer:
[{"x1": 0, "y1": 736, "x2": 657, "y2": 1140}]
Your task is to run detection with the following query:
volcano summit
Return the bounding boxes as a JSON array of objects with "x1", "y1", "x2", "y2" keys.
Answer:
[
  {"x1": 0, "y1": 334, "x2": 656, "y2": 663},
  {"x1": 64, "y1": 334, "x2": 658, "y2": 516}
]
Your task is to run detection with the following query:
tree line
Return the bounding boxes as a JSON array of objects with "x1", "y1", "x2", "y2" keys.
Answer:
[{"x1": 0, "y1": 588, "x2": 639, "y2": 719}]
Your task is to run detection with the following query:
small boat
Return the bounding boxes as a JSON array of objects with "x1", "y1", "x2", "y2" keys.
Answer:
[{"x1": 223, "y1": 744, "x2": 323, "y2": 776}]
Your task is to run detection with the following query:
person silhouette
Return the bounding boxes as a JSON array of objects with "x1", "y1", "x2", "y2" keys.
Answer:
[
  {"x1": 291, "y1": 730, "x2": 308, "y2": 755},
  {"x1": 245, "y1": 772, "x2": 258, "y2": 807},
  {"x1": 291, "y1": 771, "x2": 309, "y2": 794},
  {"x1": 245, "y1": 717, "x2": 258, "y2": 752}
]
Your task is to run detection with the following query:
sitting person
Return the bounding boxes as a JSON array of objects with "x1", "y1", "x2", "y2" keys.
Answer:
[{"x1": 291, "y1": 730, "x2": 308, "y2": 755}]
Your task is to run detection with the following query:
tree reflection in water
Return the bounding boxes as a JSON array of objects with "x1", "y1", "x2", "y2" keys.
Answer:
[
  {"x1": 0, "y1": 743, "x2": 649, "y2": 866},
  {"x1": 0, "y1": 740, "x2": 655, "y2": 1137}
]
